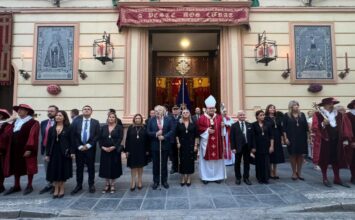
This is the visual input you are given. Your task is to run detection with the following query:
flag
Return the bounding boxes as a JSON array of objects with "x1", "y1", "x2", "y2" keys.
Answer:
[{"x1": 176, "y1": 78, "x2": 191, "y2": 110}]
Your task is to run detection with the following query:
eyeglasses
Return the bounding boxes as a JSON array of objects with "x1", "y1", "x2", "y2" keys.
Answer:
[{"x1": 182, "y1": 112, "x2": 189, "y2": 114}]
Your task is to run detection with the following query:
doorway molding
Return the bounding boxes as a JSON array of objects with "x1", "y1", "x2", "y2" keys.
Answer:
[{"x1": 122, "y1": 26, "x2": 244, "y2": 123}]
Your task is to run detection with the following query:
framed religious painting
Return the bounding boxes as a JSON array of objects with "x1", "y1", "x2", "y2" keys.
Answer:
[
  {"x1": 32, "y1": 23, "x2": 79, "y2": 85},
  {"x1": 290, "y1": 23, "x2": 337, "y2": 84}
]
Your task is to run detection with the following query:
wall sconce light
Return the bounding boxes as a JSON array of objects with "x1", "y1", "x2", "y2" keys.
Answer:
[
  {"x1": 281, "y1": 53, "x2": 291, "y2": 79},
  {"x1": 338, "y1": 52, "x2": 350, "y2": 79},
  {"x1": 19, "y1": 69, "x2": 30, "y2": 80},
  {"x1": 254, "y1": 31, "x2": 278, "y2": 66},
  {"x1": 302, "y1": 0, "x2": 313, "y2": 7},
  {"x1": 51, "y1": 0, "x2": 60, "y2": 7},
  {"x1": 78, "y1": 69, "x2": 88, "y2": 80},
  {"x1": 93, "y1": 32, "x2": 114, "y2": 65}
]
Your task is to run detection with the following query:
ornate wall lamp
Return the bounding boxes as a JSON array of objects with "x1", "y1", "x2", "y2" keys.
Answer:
[
  {"x1": 19, "y1": 52, "x2": 30, "y2": 80},
  {"x1": 254, "y1": 31, "x2": 278, "y2": 66},
  {"x1": 338, "y1": 52, "x2": 350, "y2": 79},
  {"x1": 93, "y1": 32, "x2": 114, "y2": 65},
  {"x1": 19, "y1": 69, "x2": 30, "y2": 80},
  {"x1": 281, "y1": 53, "x2": 291, "y2": 79},
  {"x1": 78, "y1": 55, "x2": 88, "y2": 80},
  {"x1": 78, "y1": 69, "x2": 87, "y2": 80},
  {"x1": 302, "y1": 0, "x2": 313, "y2": 7}
]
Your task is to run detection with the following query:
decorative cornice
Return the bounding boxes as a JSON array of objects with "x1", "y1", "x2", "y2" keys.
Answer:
[
  {"x1": 117, "y1": 1, "x2": 252, "y2": 8},
  {"x1": 0, "y1": 8, "x2": 118, "y2": 14},
  {"x1": 250, "y1": 7, "x2": 355, "y2": 13},
  {"x1": 2, "y1": 6, "x2": 355, "y2": 14}
]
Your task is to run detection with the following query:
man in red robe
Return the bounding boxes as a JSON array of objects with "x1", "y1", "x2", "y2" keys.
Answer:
[
  {"x1": 4, "y1": 104, "x2": 40, "y2": 195},
  {"x1": 346, "y1": 100, "x2": 355, "y2": 184},
  {"x1": 312, "y1": 97, "x2": 353, "y2": 187},
  {"x1": 0, "y1": 109, "x2": 13, "y2": 193},
  {"x1": 197, "y1": 95, "x2": 225, "y2": 184}
]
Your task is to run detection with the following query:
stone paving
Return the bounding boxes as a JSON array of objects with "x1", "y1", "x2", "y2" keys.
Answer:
[{"x1": 1, "y1": 160, "x2": 355, "y2": 219}]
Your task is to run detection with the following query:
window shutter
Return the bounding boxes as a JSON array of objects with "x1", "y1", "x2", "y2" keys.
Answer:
[{"x1": 0, "y1": 13, "x2": 12, "y2": 85}]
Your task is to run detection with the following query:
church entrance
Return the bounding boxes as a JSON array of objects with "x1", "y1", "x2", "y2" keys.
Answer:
[{"x1": 149, "y1": 30, "x2": 220, "y2": 112}]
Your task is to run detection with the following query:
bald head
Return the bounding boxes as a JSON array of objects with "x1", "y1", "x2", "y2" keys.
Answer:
[{"x1": 237, "y1": 110, "x2": 246, "y2": 121}]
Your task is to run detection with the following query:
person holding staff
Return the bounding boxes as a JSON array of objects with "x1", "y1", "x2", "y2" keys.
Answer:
[{"x1": 147, "y1": 105, "x2": 174, "y2": 190}]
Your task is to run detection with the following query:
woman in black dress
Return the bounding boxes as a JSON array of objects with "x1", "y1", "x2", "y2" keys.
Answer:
[
  {"x1": 125, "y1": 114, "x2": 149, "y2": 191},
  {"x1": 283, "y1": 100, "x2": 308, "y2": 181},
  {"x1": 45, "y1": 111, "x2": 74, "y2": 198},
  {"x1": 265, "y1": 104, "x2": 285, "y2": 180},
  {"x1": 99, "y1": 112, "x2": 123, "y2": 193},
  {"x1": 176, "y1": 109, "x2": 199, "y2": 186},
  {"x1": 251, "y1": 110, "x2": 274, "y2": 184}
]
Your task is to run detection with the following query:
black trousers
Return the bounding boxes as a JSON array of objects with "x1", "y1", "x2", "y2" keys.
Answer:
[
  {"x1": 169, "y1": 143, "x2": 178, "y2": 171},
  {"x1": 75, "y1": 150, "x2": 95, "y2": 186},
  {"x1": 152, "y1": 150, "x2": 169, "y2": 184},
  {"x1": 234, "y1": 145, "x2": 250, "y2": 180}
]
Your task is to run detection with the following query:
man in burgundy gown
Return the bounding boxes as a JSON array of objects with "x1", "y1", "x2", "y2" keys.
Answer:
[
  {"x1": 312, "y1": 98, "x2": 353, "y2": 187},
  {"x1": 4, "y1": 104, "x2": 40, "y2": 195},
  {"x1": 346, "y1": 100, "x2": 355, "y2": 184}
]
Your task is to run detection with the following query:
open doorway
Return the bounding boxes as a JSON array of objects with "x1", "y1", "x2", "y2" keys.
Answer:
[{"x1": 149, "y1": 30, "x2": 220, "y2": 112}]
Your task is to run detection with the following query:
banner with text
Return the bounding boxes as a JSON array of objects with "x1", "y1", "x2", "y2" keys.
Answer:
[{"x1": 118, "y1": 6, "x2": 249, "y2": 28}]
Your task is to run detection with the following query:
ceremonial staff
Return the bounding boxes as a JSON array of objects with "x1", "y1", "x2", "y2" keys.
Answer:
[
  {"x1": 159, "y1": 138, "x2": 162, "y2": 190},
  {"x1": 312, "y1": 102, "x2": 328, "y2": 120},
  {"x1": 220, "y1": 103, "x2": 227, "y2": 182}
]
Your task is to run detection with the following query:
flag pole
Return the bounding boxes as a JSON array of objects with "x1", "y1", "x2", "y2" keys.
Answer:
[{"x1": 182, "y1": 76, "x2": 185, "y2": 107}]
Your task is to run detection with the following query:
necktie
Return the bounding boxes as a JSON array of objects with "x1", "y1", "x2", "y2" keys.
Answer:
[
  {"x1": 241, "y1": 122, "x2": 247, "y2": 143},
  {"x1": 157, "y1": 118, "x2": 163, "y2": 130},
  {"x1": 43, "y1": 120, "x2": 52, "y2": 146},
  {"x1": 83, "y1": 119, "x2": 89, "y2": 143}
]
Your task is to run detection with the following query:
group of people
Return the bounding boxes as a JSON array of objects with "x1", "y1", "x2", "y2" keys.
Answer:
[{"x1": 0, "y1": 95, "x2": 354, "y2": 199}]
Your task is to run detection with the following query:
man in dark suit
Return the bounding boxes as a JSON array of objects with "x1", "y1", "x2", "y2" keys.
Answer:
[
  {"x1": 147, "y1": 105, "x2": 174, "y2": 189},
  {"x1": 39, "y1": 105, "x2": 58, "y2": 194},
  {"x1": 169, "y1": 105, "x2": 180, "y2": 174},
  {"x1": 230, "y1": 110, "x2": 253, "y2": 185},
  {"x1": 70, "y1": 105, "x2": 100, "y2": 194},
  {"x1": 192, "y1": 107, "x2": 201, "y2": 123}
]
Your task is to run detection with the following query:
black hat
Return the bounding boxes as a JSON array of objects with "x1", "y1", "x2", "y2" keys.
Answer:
[
  {"x1": 347, "y1": 99, "x2": 355, "y2": 109},
  {"x1": 317, "y1": 97, "x2": 339, "y2": 106}
]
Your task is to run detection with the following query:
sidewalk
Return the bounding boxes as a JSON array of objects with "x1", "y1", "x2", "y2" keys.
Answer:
[{"x1": 0, "y1": 161, "x2": 355, "y2": 219}]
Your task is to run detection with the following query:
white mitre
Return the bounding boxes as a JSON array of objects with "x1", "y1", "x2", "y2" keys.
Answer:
[{"x1": 204, "y1": 95, "x2": 216, "y2": 108}]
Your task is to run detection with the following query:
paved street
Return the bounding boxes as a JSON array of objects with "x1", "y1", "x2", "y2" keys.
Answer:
[{"x1": 1, "y1": 160, "x2": 355, "y2": 219}]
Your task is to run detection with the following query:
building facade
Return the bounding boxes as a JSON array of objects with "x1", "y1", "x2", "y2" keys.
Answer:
[{"x1": 1, "y1": 0, "x2": 355, "y2": 123}]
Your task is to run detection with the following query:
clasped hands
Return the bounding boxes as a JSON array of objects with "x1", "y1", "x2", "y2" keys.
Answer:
[
  {"x1": 156, "y1": 130, "x2": 164, "y2": 141},
  {"x1": 102, "y1": 146, "x2": 116, "y2": 152}
]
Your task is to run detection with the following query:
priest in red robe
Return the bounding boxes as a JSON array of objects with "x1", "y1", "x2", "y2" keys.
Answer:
[
  {"x1": 312, "y1": 98, "x2": 353, "y2": 188},
  {"x1": 346, "y1": 100, "x2": 355, "y2": 184},
  {"x1": 0, "y1": 109, "x2": 13, "y2": 193},
  {"x1": 4, "y1": 104, "x2": 40, "y2": 195},
  {"x1": 197, "y1": 95, "x2": 226, "y2": 184}
]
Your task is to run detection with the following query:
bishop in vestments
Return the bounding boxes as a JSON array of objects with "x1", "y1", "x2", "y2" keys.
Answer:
[{"x1": 197, "y1": 95, "x2": 226, "y2": 184}]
